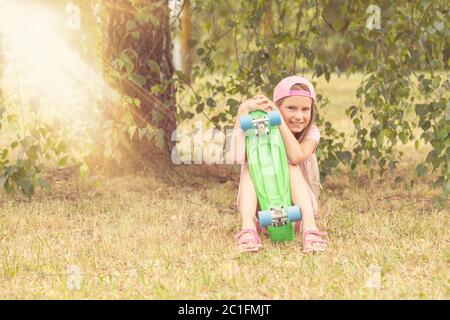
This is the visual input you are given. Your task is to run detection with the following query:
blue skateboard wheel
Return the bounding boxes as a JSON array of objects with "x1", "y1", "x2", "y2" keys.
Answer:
[
  {"x1": 287, "y1": 206, "x2": 301, "y2": 222},
  {"x1": 258, "y1": 210, "x2": 273, "y2": 227},
  {"x1": 240, "y1": 115, "x2": 253, "y2": 131},
  {"x1": 268, "y1": 110, "x2": 281, "y2": 126}
]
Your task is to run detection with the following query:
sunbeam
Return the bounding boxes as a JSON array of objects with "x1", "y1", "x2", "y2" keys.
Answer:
[{"x1": 0, "y1": 1, "x2": 118, "y2": 125}]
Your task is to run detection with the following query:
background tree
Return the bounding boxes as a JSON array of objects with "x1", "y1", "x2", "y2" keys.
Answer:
[
  {"x1": 181, "y1": 0, "x2": 192, "y2": 83},
  {"x1": 100, "y1": 0, "x2": 176, "y2": 152}
]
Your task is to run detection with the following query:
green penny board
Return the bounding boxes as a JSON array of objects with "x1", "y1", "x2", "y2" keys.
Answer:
[{"x1": 244, "y1": 110, "x2": 295, "y2": 242}]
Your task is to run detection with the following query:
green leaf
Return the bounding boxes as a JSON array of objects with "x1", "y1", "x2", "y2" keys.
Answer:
[
  {"x1": 197, "y1": 48, "x2": 205, "y2": 56},
  {"x1": 151, "y1": 110, "x2": 163, "y2": 123},
  {"x1": 433, "y1": 21, "x2": 444, "y2": 32},
  {"x1": 185, "y1": 112, "x2": 194, "y2": 119},
  {"x1": 188, "y1": 39, "x2": 198, "y2": 48},
  {"x1": 336, "y1": 151, "x2": 352, "y2": 164},
  {"x1": 55, "y1": 141, "x2": 68, "y2": 154},
  {"x1": 129, "y1": 126, "x2": 137, "y2": 140},
  {"x1": 80, "y1": 163, "x2": 89, "y2": 179},
  {"x1": 132, "y1": 98, "x2": 141, "y2": 108},
  {"x1": 298, "y1": 44, "x2": 315, "y2": 62},
  {"x1": 151, "y1": 84, "x2": 162, "y2": 94},
  {"x1": 37, "y1": 178, "x2": 52, "y2": 192},
  {"x1": 226, "y1": 19, "x2": 236, "y2": 28},
  {"x1": 226, "y1": 98, "x2": 240, "y2": 108},
  {"x1": 227, "y1": 98, "x2": 240, "y2": 115},
  {"x1": 346, "y1": 105, "x2": 358, "y2": 118},
  {"x1": 18, "y1": 179, "x2": 34, "y2": 197},
  {"x1": 445, "y1": 101, "x2": 450, "y2": 121},
  {"x1": 5, "y1": 166, "x2": 18, "y2": 175},
  {"x1": 376, "y1": 130, "x2": 384, "y2": 147},
  {"x1": 416, "y1": 163, "x2": 427, "y2": 177},
  {"x1": 147, "y1": 60, "x2": 160, "y2": 74},
  {"x1": 7, "y1": 114, "x2": 18, "y2": 124},
  {"x1": 131, "y1": 31, "x2": 140, "y2": 40},
  {"x1": 420, "y1": 120, "x2": 431, "y2": 131},
  {"x1": 138, "y1": 128, "x2": 147, "y2": 140},
  {"x1": 137, "y1": 8, "x2": 151, "y2": 25},
  {"x1": 153, "y1": 129, "x2": 166, "y2": 150},
  {"x1": 57, "y1": 156, "x2": 68, "y2": 167},
  {"x1": 415, "y1": 104, "x2": 427, "y2": 117},
  {"x1": 126, "y1": 20, "x2": 137, "y2": 32},
  {"x1": 21, "y1": 136, "x2": 34, "y2": 150},
  {"x1": 426, "y1": 150, "x2": 438, "y2": 163},
  {"x1": 130, "y1": 74, "x2": 147, "y2": 86},
  {"x1": 399, "y1": 132, "x2": 408, "y2": 144},
  {"x1": 196, "y1": 103, "x2": 205, "y2": 113},
  {"x1": 206, "y1": 97, "x2": 216, "y2": 108},
  {"x1": 0, "y1": 175, "x2": 8, "y2": 188}
]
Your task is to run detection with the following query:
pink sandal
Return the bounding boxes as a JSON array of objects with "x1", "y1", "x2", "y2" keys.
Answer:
[
  {"x1": 235, "y1": 228, "x2": 262, "y2": 253},
  {"x1": 294, "y1": 221, "x2": 303, "y2": 234},
  {"x1": 256, "y1": 221, "x2": 269, "y2": 236},
  {"x1": 302, "y1": 229, "x2": 327, "y2": 253}
]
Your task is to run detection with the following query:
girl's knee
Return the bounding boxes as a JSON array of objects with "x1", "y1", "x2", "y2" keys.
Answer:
[
  {"x1": 288, "y1": 164, "x2": 310, "y2": 189},
  {"x1": 238, "y1": 168, "x2": 257, "y2": 202},
  {"x1": 240, "y1": 167, "x2": 252, "y2": 184}
]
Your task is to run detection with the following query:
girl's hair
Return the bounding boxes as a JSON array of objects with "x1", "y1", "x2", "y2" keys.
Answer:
[{"x1": 275, "y1": 84, "x2": 318, "y2": 143}]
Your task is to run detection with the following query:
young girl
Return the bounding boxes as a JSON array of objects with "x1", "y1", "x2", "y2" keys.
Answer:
[{"x1": 229, "y1": 76, "x2": 326, "y2": 254}]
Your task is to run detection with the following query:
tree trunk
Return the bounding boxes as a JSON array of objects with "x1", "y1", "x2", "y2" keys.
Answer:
[
  {"x1": 0, "y1": 34, "x2": 5, "y2": 99},
  {"x1": 102, "y1": 0, "x2": 176, "y2": 153},
  {"x1": 181, "y1": 0, "x2": 192, "y2": 83}
]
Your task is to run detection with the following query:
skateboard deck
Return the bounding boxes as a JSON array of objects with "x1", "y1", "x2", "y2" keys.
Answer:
[{"x1": 240, "y1": 110, "x2": 301, "y2": 242}]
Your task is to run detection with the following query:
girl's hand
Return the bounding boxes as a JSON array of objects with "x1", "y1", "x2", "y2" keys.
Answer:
[
  {"x1": 237, "y1": 95, "x2": 278, "y2": 117},
  {"x1": 252, "y1": 95, "x2": 279, "y2": 112}
]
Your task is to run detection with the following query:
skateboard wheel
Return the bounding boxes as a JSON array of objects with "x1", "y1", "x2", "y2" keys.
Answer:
[
  {"x1": 287, "y1": 206, "x2": 301, "y2": 222},
  {"x1": 258, "y1": 210, "x2": 273, "y2": 227},
  {"x1": 239, "y1": 115, "x2": 253, "y2": 131},
  {"x1": 268, "y1": 110, "x2": 281, "y2": 126}
]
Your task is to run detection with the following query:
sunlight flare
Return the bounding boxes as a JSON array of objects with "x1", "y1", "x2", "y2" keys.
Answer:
[{"x1": 0, "y1": 1, "x2": 117, "y2": 124}]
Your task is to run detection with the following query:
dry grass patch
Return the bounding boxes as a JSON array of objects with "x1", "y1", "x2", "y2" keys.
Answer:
[{"x1": 0, "y1": 159, "x2": 448, "y2": 299}]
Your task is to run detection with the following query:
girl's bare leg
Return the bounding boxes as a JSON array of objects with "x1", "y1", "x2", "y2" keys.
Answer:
[
  {"x1": 238, "y1": 167, "x2": 258, "y2": 230},
  {"x1": 288, "y1": 164, "x2": 319, "y2": 232},
  {"x1": 289, "y1": 164, "x2": 326, "y2": 252}
]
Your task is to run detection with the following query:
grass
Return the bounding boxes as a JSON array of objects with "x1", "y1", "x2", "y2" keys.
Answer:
[
  {"x1": 0, "y1": 159, "x2": 448, "y2": 299},
  {"x1": 0, "y1": 74, "x2": 449, "y2": 299}
]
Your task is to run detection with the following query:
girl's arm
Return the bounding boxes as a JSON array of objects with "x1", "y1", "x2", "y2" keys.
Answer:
[{"x1": 278, "y1": 117, "x2": 317, "y2": 165}]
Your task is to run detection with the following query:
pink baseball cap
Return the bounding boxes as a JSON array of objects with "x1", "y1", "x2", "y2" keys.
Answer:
[{"x1": 273, "y1": 76, "x2": 316, "y2": 104}]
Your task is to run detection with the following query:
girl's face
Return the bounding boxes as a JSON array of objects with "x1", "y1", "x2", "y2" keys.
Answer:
[{"x1": 279, "y1": 95, "x2": 313, "y2": 133}]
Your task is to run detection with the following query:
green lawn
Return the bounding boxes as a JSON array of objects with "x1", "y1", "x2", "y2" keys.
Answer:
[{"x1": 0, "y1": 159, "x2": 448, "y2": 299}]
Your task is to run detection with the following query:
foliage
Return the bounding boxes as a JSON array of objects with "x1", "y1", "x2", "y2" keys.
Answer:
[
  {"x1": 0, "y1": 0, "x2": 448, "y2": 202},
  {"x1": 174, "y1": 0, "x2": 449, "y2": 201},
  {"x1": 0, "y1": 98, "x2": 72, "y2": 198}
]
